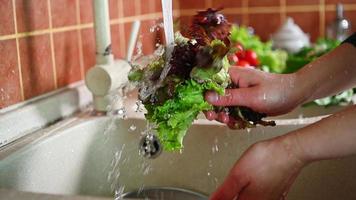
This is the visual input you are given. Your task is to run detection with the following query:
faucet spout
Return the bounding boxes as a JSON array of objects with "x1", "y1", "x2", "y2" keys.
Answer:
[
  {"x1": 92, "y1": 0, "x2": 113, "y2": 65},
  {"x1": 86, "y1": 1, "x2": 140, "y2": 113}
]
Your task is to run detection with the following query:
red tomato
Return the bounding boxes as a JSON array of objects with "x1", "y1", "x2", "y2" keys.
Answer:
[
  {"x1": 236, "y1": 43, "x2": 244, "y2": 52},
  {"x1": 235, "y1": 44, "x2": 245, "y2": 59},
  {"x1": 244, "y1": 50, "x2": 259, "y2": 66},
  {"x1": 228, "y1": 54, "x2": 239, "y2": 64},
  {"x1": 237, "y1": 60, "x2": 250, "y2": 67}
]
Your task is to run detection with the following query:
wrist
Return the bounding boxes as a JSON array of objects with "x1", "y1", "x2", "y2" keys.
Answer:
[
  {"x1": 273, "y1": 132, "x2": 312, "y2": 167},
  {"x1": 292, "y1": 71, "x2": 315, "y2": 105}
]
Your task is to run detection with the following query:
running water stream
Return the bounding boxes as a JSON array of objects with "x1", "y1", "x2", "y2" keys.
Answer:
[{"x1": 158, "y1": 0, "x2": 175, "y2": 83}]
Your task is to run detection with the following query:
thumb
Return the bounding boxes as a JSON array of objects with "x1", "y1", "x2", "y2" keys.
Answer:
[
  {"x1": 210, "y1": 173, "x2": 249, "y2": 200},
  {"x1": 205, "y1": 88, "x2": 256, "y2": 107}
]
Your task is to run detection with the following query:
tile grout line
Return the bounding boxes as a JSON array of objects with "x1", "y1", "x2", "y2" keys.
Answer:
[
  {"x1": 118, "y1": 0, "x2": 125, "y2": 57},
  {"x1": 319, "y1": 0, "x2": 325, "y2": 37},
  {"x1": 47, "y1": 0, "x2": 58, "y2": 89},
  {"x1": 242, "y1": 0, "x2": 249, "y2": 25},
  {"x1": 280, "y1": 0, "x2": 286, "y2": 23},
  {"x1": 174, "y1": 0, "x2": 180, "y2": 17},
  {"x1": 76, "y1": 0, "x2": 85, "y2": 79},
  {"x1": 205, "y1": 0, "x2": 212, "y2": 8},
  {"x1": 135, "y1": 0, "x2": 141, "y2": 15},
  {"x1": 11, "y1": 0, "x2": 24, "y2": 101}
]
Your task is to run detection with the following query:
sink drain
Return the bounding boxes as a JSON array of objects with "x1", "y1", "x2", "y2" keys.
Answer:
[{"x1": 121, "y1": 187, "x2": 208, "y2": 200}]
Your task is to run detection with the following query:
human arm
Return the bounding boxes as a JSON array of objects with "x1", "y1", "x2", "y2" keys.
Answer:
[{"x1": 210, "y1": 105, "x2": 356, "y2": 200}]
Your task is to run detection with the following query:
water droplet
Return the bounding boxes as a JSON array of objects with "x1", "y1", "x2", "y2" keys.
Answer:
[
  {"x1": 212, "y1": 145, "x2": 219, "y2": 154},
  {"x1": 128, "y1": 125, "x2": 137, "y2": 132},
  {"x1": 134, "y1": 100, "x2": 144, "y2": 112},
  {"x1": 114, "y1": 186, "x2": 125, "y2": 200}
]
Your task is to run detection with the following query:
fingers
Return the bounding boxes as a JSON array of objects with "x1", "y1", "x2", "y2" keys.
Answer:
[
  {"x1": 204, "y1": 111, "x2": 217, "y2": 121},
  {"x1": 229, "y1": 67, "x2": 261, "y2": 88},
  {"x1": 204, "y1": 111, "x2": 229, "y2": 124},
  {"x1": 210, "y1": 172, "x2": 249, "y2": 200},
  {"x1": 205, "y1": 88, "x2": 257, "y2": 107}
]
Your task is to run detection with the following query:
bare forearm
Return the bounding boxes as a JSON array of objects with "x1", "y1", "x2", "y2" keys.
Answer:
[
  {"x1": 288, "y1": 105, "x2": 356, "y2": 163},
  {"x1": 296, "y1": 43, "x2": 356, "y2": 103}
]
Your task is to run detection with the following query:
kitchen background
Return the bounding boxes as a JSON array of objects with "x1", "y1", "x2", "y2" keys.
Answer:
[{"x1": 1, "y1": 0, "x2": 356, "y2": 109}]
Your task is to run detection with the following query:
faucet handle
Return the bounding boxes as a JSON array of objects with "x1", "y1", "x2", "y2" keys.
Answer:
[{"x1": 85, "y1": 59, "x2": 131, "y2": 112}]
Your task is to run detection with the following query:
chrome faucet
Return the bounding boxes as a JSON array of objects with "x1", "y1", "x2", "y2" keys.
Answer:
[{"x1": 327, "y1": 3, "x2": 351, "y2": 41}]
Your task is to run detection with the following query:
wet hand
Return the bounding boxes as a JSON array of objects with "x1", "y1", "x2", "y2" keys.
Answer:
[
  {"x1": 210, "y1": 136, "x2": 307, "y2": 200},
  {"x1": 204, "y1": 67, "x2": 306, "y2": 125}
]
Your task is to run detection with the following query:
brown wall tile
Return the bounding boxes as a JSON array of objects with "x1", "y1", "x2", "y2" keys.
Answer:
[
  {"x1": 111, "y1": 24, "x2": 125, "y2": 59},
  {"x1": 287, "y1": 12, "x2": 320, "y2": 41},
  {"x1": 249, "y1": 13, "x2": 281, "y2": 41},
  {"x1": 179, "y1": 0, "x2": 206, "y2": 9},
  {"x1": 249, "y1": 0, "x2": 280, "y2": 7},
  {"x1": 81, "y1": 28, "x2": 96, "y2": 73},
  {"x1": 51, "y1": 0, "x2": 77, "y2": 28},
  {"x1": 326, "y1": 0, "x2": 356, "y2": 4},
  {"x1": 123, "y1": 0, "x2": 137, "y2": 16},
  {"x1": 0, "y1": 0, "x2": 15, "y2": 36},
  {"x1": 141, "y1": 0, "x2": 156, "y2": 14},
  {"x1": 212, "y1": 0, "x2": 243, "y2": 9},
  {"x1": 109, "y1": 0, "x2": 119, "y2": 19},
  {"x1": 226, "y1": 14, "x2": 243, "y2": 25},
  {"x1": 16, "y1": 0, "x2": 49, "y2": 33},
  {"x1": 286, "y1": 0, "x2": 319, "y2": 5},
  {"x1": 139, "y1": 20, "x2": 158, "y2": 55},
  {"x1": 19, "y1": 35, "x2": 55, "y2": 99},
  {"x1": 53, "y1": 31, "x2": 81, "y2": 88},
  {"x1": 173, "y1": 0, "x2": 180, "y2": 10},
  {"x1": 154, "y1": 0, "x2": 162, "y2": 13},
  {"x1": 79, "y1": 0, "x2": 93, "y2": 24},
  {"x1": 0, "y1": 39, "x2": 22, "y2": 108}
]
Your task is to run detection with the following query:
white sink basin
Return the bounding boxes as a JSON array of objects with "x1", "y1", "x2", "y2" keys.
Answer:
[{"x1": 1, "y1": 113, "x2": 356, "y2": 200}]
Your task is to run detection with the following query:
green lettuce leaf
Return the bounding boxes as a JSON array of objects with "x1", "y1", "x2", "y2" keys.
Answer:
[{"x1": 146, "y1": 79, "x2": 224, "y2": 150}]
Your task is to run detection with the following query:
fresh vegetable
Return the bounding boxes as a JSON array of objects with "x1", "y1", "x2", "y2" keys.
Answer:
[
  {"x1": 129, "y1": 9, "x2": 275, "y2": 151},
  {"x1": 237, "y1": 60, "x2": 250, "y2": 67},
  {"x1": 244, "y1": 50, "x2": 259, "y2": 66},
  {"x1": 229, "y1": 25, "x2": 288, "y2": 73},
  {"x1": 285, "y1": 38, "x2": 341, "y2": 73}
]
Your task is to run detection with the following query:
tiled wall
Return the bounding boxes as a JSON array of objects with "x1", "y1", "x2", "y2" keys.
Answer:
[{"x1": 1, "y1": 0, "x2": 356, "y2": 109}]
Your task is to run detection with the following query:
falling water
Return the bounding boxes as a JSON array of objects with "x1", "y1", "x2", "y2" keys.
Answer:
[
  {"x1": 161, "y1": 0, "x2": 174, "y2": 55},
  {"x1": 158, "y1": 0, "x2": 175, "y2": 85}
]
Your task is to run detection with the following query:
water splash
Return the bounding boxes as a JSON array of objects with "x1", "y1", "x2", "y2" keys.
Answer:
[
  {"x1": 114, "y1": 186, "x2": 125, "y2": 200},
  {"x1": 212, "y1": 138, "x2": 219, "y2": 154},
  {"x1": 131, "y1": 40, "x2": 143, "y2": 62},
  {"x1": 134, "y1": 100, "x2": 145, "y2": 113},
  {"x1": 149, "y1": 22, "x2": 164, "y2": 33},
  {"x1": 128, "y1": 125, "x2": 137, "y2": 132},
  {"x1": 109, "y1": 144, "x2": 127, "y2": 200}
]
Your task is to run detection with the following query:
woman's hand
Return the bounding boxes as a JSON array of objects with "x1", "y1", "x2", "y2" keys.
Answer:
[
  {"x1": 204, "y1": 66, "x2": 308, "y2": 124},
  {"x1": 210, "y1": 135, "x2": 307, "y2": 200}
]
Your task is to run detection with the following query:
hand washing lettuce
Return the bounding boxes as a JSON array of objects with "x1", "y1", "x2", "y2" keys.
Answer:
[{"x1": 129, "y1": 9, "x2": 275, "y2": 151}]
